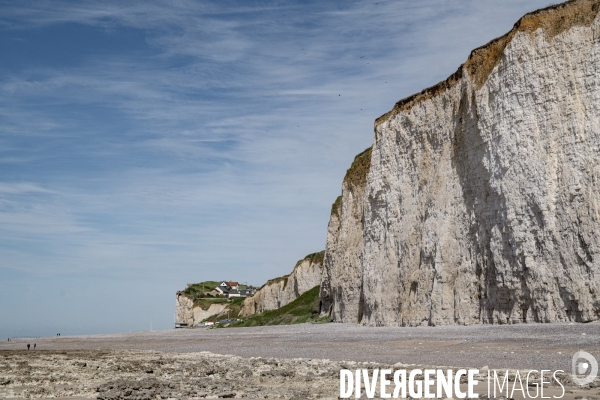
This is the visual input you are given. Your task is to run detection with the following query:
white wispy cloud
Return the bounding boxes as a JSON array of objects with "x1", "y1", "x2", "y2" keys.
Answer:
[
  {"x1": 0, "y1": 0, "x2": 555, "y2": 335},
  {"x1": 0, "y1": 182, "x2": 54, "y2": 194}
]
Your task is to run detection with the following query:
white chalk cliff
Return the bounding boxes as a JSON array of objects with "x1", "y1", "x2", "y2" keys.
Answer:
[
  {"x1": 321, "y1": 0, "x2": 600, "y2": 326},
  {"x1": 175, "y1": 293, "x2": 229, "y2": 326},
  {"x1": 239, "y1": 252, "x2": 324, "y2": 316},
  {"x1": 320, "y1": 150, "x2": 371, "y2": 323}
]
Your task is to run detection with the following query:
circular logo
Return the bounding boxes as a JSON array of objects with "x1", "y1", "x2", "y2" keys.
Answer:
[{"x1": 572, "y1": 350, "x2": 598, "y2": 386}]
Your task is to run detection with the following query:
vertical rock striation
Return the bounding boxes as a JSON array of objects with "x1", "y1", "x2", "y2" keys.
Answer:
[
  {"x1": 239, "y1": 252, "x2": 324, "y2": 316},
  {"x1": 323, "y1": 0, "x2": 600, "y2": 326},
  {"x1": 320, "y1": 148, "x2": 371, "y2": 322}
]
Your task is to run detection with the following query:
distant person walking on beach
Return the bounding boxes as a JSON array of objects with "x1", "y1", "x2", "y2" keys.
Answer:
[
  {"x1": 34, "y1": 343, "x2": 36, "y2": 350},
  {"x1": 27, "y1": 344, "x2": 30, "y2": 350}
]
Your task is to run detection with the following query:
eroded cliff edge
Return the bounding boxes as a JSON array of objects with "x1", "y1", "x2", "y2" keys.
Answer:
[
  {"x1": 323, "y1": 0, "x2": 600, "y2": 326},
  {"x1": 239, "y1": 251, "x2": 324, "y2": 316},
  {"x1": 175, "y1": 294, "x2": 230, "y2": 326},
  {"x1": 320, "y1": 148, "x2": 371, "y2": 323}
]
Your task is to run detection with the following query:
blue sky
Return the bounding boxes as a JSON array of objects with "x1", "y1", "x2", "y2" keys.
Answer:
[{"x1": 0, "y1": 0, "x2": 552, "y2": 337}]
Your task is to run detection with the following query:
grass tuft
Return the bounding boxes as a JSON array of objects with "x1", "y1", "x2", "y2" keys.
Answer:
[
  {"x1": 294, "y1": 251, "x2": 325, "y2": 268},
  {"x1": 343, "y1": 147, "x2": 372, "y2": 189},
  {"x1": 331, "y1": 195, "x2": 342, "y2": 218}
]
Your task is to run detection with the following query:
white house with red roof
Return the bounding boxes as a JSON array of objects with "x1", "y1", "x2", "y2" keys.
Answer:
[{"x1": 219, "y1": 281, "x2": 239, "y2": 290}]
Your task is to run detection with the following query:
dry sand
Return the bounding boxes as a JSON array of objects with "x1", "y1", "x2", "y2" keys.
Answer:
[{"x1": 1, "y1": 322, "x2": 599, "y2": 399}]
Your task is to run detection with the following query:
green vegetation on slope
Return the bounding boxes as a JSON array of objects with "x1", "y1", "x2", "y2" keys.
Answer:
[
  {"x1": 328, "y1": 147, "x2": 372, "y2": 220},
  {"x1": 229, "y1": 286, "x2": 331, "y2": 327},
  {"x1": 331, "y1": 195, "x2": 342, "y2": 218},
  {"x1": 221, "y1": 297, "x2": 245, "y2": 319},
  {"x1": 259, "y1": 275, "x2": 288, "y2": 291},
  {"x1": 295, "y1": 250, "x2": 325, "y2": 268},
  {"x1": 192, "y1": 297, "x2": 246, "y2": 322},
  {"x1": 343, "y1": 146, "x2": 372, "y2": 189},
  {"x1": 190, "y1": 298, "x2": 229, "y2": 310}
]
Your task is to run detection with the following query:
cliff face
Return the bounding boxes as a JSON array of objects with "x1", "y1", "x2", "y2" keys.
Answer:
[
  {"x1": 239, "y1": 252, "x2": 324, "y2": 316},
  {"x1": 324, "y1": 0, "x2": 600, "y2": 326},
  {"x1": 320, "y1": 149, "x2": 370, "y2": 322},
  {"x1": 175, "y1": 293, "x2": 228, "y2": 326}
]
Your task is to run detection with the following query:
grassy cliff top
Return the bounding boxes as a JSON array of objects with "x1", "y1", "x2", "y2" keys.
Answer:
[
  {"x1": 259, "y1": 275, "x2": 289, "y2": 291},
  {"x1": 180, "y1": 281, "x2": 251, "y2": 309},
  {"x1": 181, "y1": 281, "x2": 221, "y2": 298},
  {"x1": 329, "y1": 146, "x2": 372, "y2": 222},
  {"x1": 294, "y1": 250, "x2": 325, "y2": 268},
  {"x1": 257, "y1": 251, "x2": 325, "y2": 291},
  {"x1": 330, "y1": 195, "x2": 342, "y2": 218},
  {"x1": 375, "y1": 0, "x2": 600, "y2": 126},
  {"x1": 181, "y1": 281, "x2": 250, "y2": 296},
  {"x1": 343, "y1": 147, "x2": 372, "y2": 190}
]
